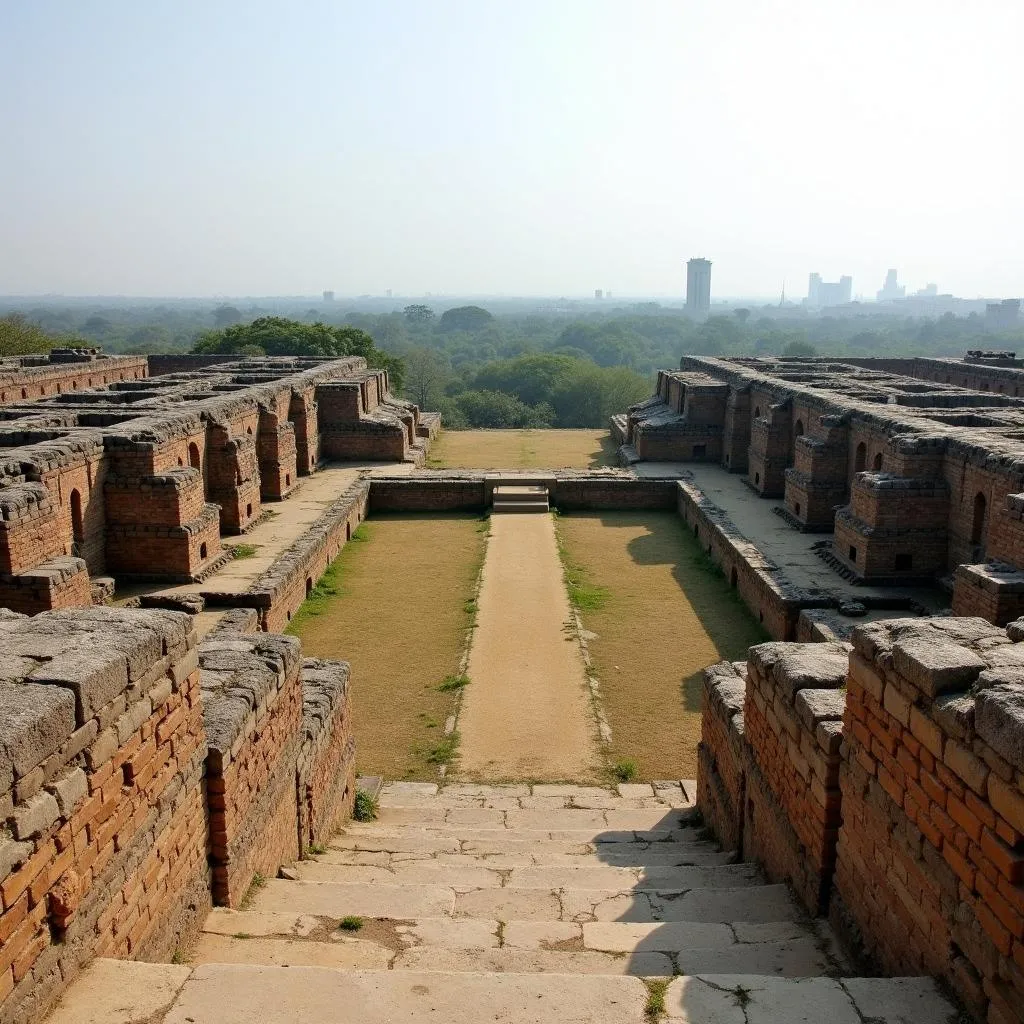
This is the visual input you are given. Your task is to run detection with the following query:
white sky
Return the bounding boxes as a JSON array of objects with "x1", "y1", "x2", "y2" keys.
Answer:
[{"x1": 1, "y1": 0, "x2": 1021, "y2": 299}]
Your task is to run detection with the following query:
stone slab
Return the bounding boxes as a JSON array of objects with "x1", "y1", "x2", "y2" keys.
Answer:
[
  {"x1": 163, "y1": 964, "x2": 649, "y2": 1024},
  {"x1": 249, "y1": 880, "x2": 456, "y2": 918},
  {"x1": 45, "y1": 958, "x2": 191, "y2": 1024}
]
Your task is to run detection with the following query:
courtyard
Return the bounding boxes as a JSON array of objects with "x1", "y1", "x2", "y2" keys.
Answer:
[{"x1": 428, "y1": 428, "x2": 618, "y2": 470}]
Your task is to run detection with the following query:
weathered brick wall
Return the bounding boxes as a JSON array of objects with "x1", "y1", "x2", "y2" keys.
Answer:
[
  {"x1": 697, "y1": 661, "x2": 747, "y2": 851},
  {"x1": 0, "y1": 607, "x2": 209, "y2": 1024},
  {"x1": 0, "y1": 356, "x2": 147, "y2": 406},
  {"x1": 742, "y1": 642, "x2": 847, "y2": 915},
  {"x1": 297, "y1": 659, "x2": 356, "y2": 852},
  {"x1": 200, "y1": 632, "x2": 304, "y2": 907},
  {"x1": 953, "y1": 564, "x2": 1024, "y2": 626},
  {"x1": 833, "y1": 616, "x2": 1024, "y2": 1024},
  {"x1": 243, "y1": 480, "x2": 369, "y2": 632},
  {"x1": 677, "y1": 478, "x2": 812, "y2": 640}
]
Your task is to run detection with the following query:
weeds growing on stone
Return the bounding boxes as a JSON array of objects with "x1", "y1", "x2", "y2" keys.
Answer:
[
  {"x1": 239, "y1": 872, "x2": 266, "y2": 910},
  {"x1": 306, "y1": 843, "x2": 328, "y2": 857},
  {"x1": 643, "y1": 979, "x2": 668, "y2": 1021},
  {"x1": 613, "y1": 758, "x2": 638, "y2": 782},
  {"x1": 353, "y1": 790, "x2": 379, "y2": 821},
  {"x1": 339, "y1": 916, "x2": 364, "y2": 932},
  {"x1": 438, "y1": 674, "x2": 470, "y2": 692},
  {"x1": 229, "y1": 543, "x2": 259, "y2": 559}
]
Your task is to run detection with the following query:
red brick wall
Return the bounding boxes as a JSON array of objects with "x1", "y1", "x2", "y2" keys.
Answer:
[
  {"x1": 0, "y1": 357, "x2": 147, "y2": 406},
  {"x1": 697, "y1": 662, "x2": 747, "y2": 851},
  {"x1": 0, "y1": 608, "x2": 209, "y2": 1024},
  {"x1": 742, "y1": 642, "x2": 847, "y2": 915},
  {"x1": 833, "y1": 616, "x2": 1024, "y2": 1023}
]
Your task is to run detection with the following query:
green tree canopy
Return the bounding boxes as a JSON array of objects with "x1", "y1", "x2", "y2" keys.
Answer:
[
  {"x1": 192, "y1": 316, "x2": 405, "y2": 390},
  {"x1": 439, "y1": 305, "x2": 494, "y2": 332},
  {"x1": 403, "y1": 304, "x2": 434, "y2": 324},
  {"x1": 0, "y1": 314, "x2": 59, "y2": 356}
]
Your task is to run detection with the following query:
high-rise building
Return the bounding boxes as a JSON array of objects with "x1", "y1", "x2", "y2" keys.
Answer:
[
  {"x1": 877, "y1": 269, "x2": 905, "y2": 302},
  {"x1": 986, "y1": 299, "x2": 1021, "y2": 330},
  {"x1": 686, "y1": 258, "x2": 712, "y2": 317},
  {"x1": 322, "y1": 290, "x2": 335, "y2": 303},
  {"x1": 594, "y1": 288, "x2": 604, "y2": 300},
  {"x1": 806, "y1": 272, "x2": 852, "y2": 307}
]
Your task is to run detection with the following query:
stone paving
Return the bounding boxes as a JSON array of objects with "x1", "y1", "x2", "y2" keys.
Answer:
[{"x1": 45, "y1": 783, "x2": 958, "y2": 1023}]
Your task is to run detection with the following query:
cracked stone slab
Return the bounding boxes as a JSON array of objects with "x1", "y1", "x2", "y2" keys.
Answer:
[
  {"x1": 193, "y1": 934, "x2": 393, "y2": 970},
  {"x1": 163, "y1": 964, "x2": 650, "y2": 1024},
  {"x1": 667, "y1": 974, "x2": 861, "y2": 1024},
  {"x1": 584, "y1": 920, "x2": 735, "y2": 952},
  {"x1": 501, "y1": 920, "x2": 581, "y2": 949},
  {"x1": 393, "y1": 946, "x2": 673, "y2": 976},
  {"x1": 45, "y1": 959, "x2": 192, "y2": 1024},
  {"x1": 454, "y1": 887, "x2": 562, "y2": 921},
  {"x1": 295, "y1": 861, "x2": 502, "y2": 889},
  {"x1": 249, "y1": 880, "x2": 456, "y2": 919},
  {"x1": 202, "y1": 910, "x2": 321, "y2": 938},
  {"x1": 840, "y1": 977, "x2": 959, "y2": 1023},
  {"x1": 395, "y1": 918, "x2": 500, "y2": 949}
]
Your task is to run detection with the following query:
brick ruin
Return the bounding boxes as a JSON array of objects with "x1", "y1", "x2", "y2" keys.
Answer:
[
  {"x1": 0, "y1": 349, "x2": 438, "y2": 1021},
  {"x1": 0, "y1": 349, "x2": 438, "y2": 616},
  {"x1": 614, "y1": 354, "x2": 1024, "y2": 634},
  {"x1": 698, "y1": 615, "x2": 1024, "y2": 1024}
]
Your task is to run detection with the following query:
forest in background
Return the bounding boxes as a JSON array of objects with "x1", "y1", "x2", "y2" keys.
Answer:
[{"x1": 3, "y1": 297, "x2": 1024, "y2": 429}]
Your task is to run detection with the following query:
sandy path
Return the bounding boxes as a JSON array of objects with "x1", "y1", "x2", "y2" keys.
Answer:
[{"x1": 458, "y1": 513, "x2": 600, "y2": 782}]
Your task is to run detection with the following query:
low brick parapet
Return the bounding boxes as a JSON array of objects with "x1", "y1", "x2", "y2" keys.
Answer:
[
  {"x1": 199, "y1": 631, "x2": 304, "y2": 906},
  {"x1": 743, "y1": 641, "x2": 848, "y2": 915},
  {"x1": 297, "y1": 658, "x2": 356, "y2": 852},
  {"x1": 697, "y1": 661, "x2": 747, "y2": 851}
]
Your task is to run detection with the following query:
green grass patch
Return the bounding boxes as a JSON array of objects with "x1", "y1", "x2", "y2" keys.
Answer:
[
  {"x1": 613, "y1": 758, "x2": 639, "y2": 783},
  {"x1": 438, "y1": 674, "x2": 470, "y2": 692},
  {"x1": 426, "y1": 732, "x2": 460, "y2": 765},
  {"x1": 228, "y1": 543, "x2": 259, "y2": 559},
  {"x1": 339, "y1": 916, "x2": 364, "y2": 932},
  {"x1": 286, "y1": 527, "x2": 371, "y2": 634},
  {"x1": 353, "y1": 790, "x2": 379, "y2": 822},
  {"x1": 554, "y1": 520, "x2": 610, "y2": 612}
]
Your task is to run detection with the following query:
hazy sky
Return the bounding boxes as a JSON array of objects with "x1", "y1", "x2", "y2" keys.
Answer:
[{"x1": 2, "y1": 1, "x2": 1021, "y2": 299}]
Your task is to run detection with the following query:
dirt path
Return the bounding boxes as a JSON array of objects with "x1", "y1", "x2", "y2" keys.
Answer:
[{"x1": 458, "y1": 513, "x2": 601, "y2": 782}]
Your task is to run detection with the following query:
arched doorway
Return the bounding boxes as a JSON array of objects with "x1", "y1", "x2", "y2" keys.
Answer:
[
  {"x1": 188, "y1": 442, "x2": 201, "y2": 470},
  {"x1": 872, "y1": 452, "x2": 883, "y2": 471},
  {"x1": 972, "y1": 492, "x2": 988, "y2": 547},
  {"x1": 855, "y1": 443, "x2": 866, "y2": 472},
  {"x1": 794, "y1": 420, "x2": 804, "y2": 437}
]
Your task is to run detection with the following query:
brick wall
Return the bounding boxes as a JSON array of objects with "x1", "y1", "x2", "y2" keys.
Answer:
[
  {"x1": 0, "y1": 607, "x2": 209, "y2": 1024},
  {"x1": 742, "y1": 642, "x2": 847, "y2": 915},
  {"x1": 242, "y1": 480, "x2": 369, "y2": 633},
  {"x1": 297, "y1": 659, "x2": 356, "y2": 852},
  {"x1": 200, "y1": 632, "x2": 304, "y2": 907},
  {"x1": 0, "y1": 356, "x2": 147, "y2": 406},
  {"x1": 829, "y1": 615, "x2": 1024, "y2": 1022},
  {"x1": 697, "y1": 661, "x2": 747, "y2": 851}
]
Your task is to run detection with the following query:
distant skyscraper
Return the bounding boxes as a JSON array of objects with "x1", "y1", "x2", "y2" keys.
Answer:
[
  {"x1": 686, "y1": 258, "x2": 712, "y2": 317},
  {"x1": 806, "y1": 272, "x2": 852, "y2": 307},
  {"x1": 986, "y1": 299, "x2": 1021, "y2": 330},
  {"x1": 594, "y1": 288, "x2": 604, "y2": 300},
  {"x1": 877, "y1": 269, "x2": 906, "y2": 302},
  {"x1": 386, "y1": 288, "x2": 392, "y2": 298},
  {"x1": 322, "y1": 290, "x2": 335, "y2": 303}
]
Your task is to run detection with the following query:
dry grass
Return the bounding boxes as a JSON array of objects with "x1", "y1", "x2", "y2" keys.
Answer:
[
  {"x1": 557, "y1": 511, "x2": 768, "y2": 780},
  {"x1": 288, "y1": 514, "x2": 486, "y2": 780},
  {"x1": 428, "y1": 429, "x2": 617, "y2": 470}
]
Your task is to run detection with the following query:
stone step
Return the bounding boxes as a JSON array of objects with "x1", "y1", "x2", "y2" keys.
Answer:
[
  {"x1": 491, "y1": 500, "x2": 550, "y2": 513},
  {"x1": 199, "y1": 910, "x2": 842, "y2": 978},
  {"x1": 161, "y1": 964, "x2": 650, "y2": 1024},
  {"x1": 248, "y1": 879, "x2": 802, "y2": 924},
  {"x1": 291, "y1": 858, "x2": 763, "y2": 890},
  {"x1": 150, "y1": 964, "x2": 957, "y2": 1024},
  {"x1": 321, "y1": 841, "x2": 736, "y2": 868},
  {"x1": 377, "y1": 781, "x2": 695, "y2": 805},
  {"x1": 346, "y1": 804, "x2": 696, "y2": 834},
  {"x1": 340, "y1": 822, "x2": 702, "y2": 844}
]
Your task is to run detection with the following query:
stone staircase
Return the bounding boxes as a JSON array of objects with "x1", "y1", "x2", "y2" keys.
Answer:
[
  {"x1": 491, "y1": 484, "x2": 550, "y2": 513},
  {"x1": 47, "y1": 781, "x2": 961, "y2": 1023}
]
